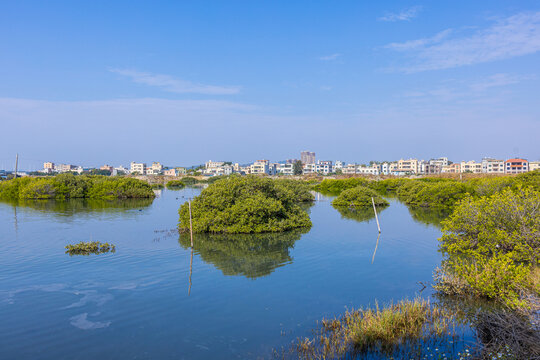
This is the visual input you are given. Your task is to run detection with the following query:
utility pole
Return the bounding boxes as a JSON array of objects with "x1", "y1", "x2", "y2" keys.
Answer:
[{"x1": 14, "y1": 153, "x2": 18, "y2": 178}]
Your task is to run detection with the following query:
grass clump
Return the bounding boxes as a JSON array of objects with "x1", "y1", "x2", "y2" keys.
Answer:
[
  {"x1": 166, "y1": 180, "x2": 185, "y2": 189},
  {"x1": 284, "y1": 298, "x2": 456, "y2": 359},
  {"x1": 178, "y1": 176, "x2": 313, "y2": 234},
  {"x1": 65, "y1": 241, "x2": 116, "y2": 256},
  {"x1": 332, "y1": 186, "x2": 388, "y2": 208}
]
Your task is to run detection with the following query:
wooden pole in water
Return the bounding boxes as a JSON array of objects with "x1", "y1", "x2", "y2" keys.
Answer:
[
  {"x1": 188, "y1": 247, "x2": 193, "y2": 296},
  {"x1": 188, "y1": 199, "x2": 194, "y2": 247},
  {"x1": 372, "y1": 197, "x2": 381, "y2": 233},
  {"x1": 14, "y1": 153, "x2": 18, "y2": 178}
]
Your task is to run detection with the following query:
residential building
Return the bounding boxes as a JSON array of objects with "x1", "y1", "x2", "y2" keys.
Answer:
[
  {"x1": 460, "y1": 160, "x2": 483, "y2": 173},
  {"x1": 163, "y1": 169, "x2": 178, "y2": 176},
  {"x1": 417, "y1": 160, "x2": 428, "y2": 174},
  {"x1": 343, "y1": 164, "x2": 357, "y2": 175},
  {"x1": 100, "y1": 165, "x2": 113, "y2": 172},
  {"x1": 381, "y1": 162, "x2": 390, "y2": 175},
  {"x1": 334, "y1": 161, "x2": 345, "y2": 171},
  {"x1": 505, "y1": 158, "x2": 529, "y2": 174},
  {"x1": 56, "y1": 164, "x2": 78, "y2": 173},
  {"x1": 424, "y1": 164, "x2": 441, "y2": 175},
  {"x1": 44, "y1": 162, "x2": 55, "y2": 171},
  {"x1": 429, "y1": 157, "x2": 449, "y2": 167},
  {"x1": 316, "y1": 160, "x2": 333, "y2": 175},
  {"x1": 250, "y1": 160, "x2": 270, "y2": 175},
  {"x1": 150, "y1": 162, "x2": 163, "y2": 174},
  {"x1": 441, "y1": 163, "x2": 461, "y2": 173},
  {"x1": 302, "y1": 163, "x2": 316, "y2": 174},
  {"x1": 482, "y1": 158, "x2": 505, "y2": 174},
  {"x1": 529, "y1": 161, "x2": 540, "y2": 171},
  {"x1": 301, "y1": 151, "x2": 316, "y2": 164},
  {"x1": 397, "y1": 159, "x2": 418, "y2": 174},
  {"x1": 130, "y1": 162, "x2": 146, "y2": 174},
  {"x1": 205, "y1": 160, "x2": 224, "y2": 169},
  {"x1": 176, "y1": 167, "x2": 187, "y2": 175},
  {"x1": 357, "y1": 164, "x2": 379, "y2": 175},
  {"x1": 277, "y1": 163, "x2": 294, "y2": 175}
]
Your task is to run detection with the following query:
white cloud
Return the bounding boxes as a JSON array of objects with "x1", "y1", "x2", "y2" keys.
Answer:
[
  {"x1": 110, "y1": 69, "x2": 241, "y2": 95},
  {"x1": 379, "y1": 6, "x2": 422, "y2": 22},
  {"x1": 385, "y1": 11, "x2": 540, "y2": 72},
  {"x1": 319, "y1": 53, "x2": 342, "y2": 61}
]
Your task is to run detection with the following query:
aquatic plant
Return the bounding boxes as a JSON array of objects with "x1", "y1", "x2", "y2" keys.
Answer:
[
  {"x1": 332, "y1": 186, "x2": 388, "y2": 208},
  {"x1": 166, "y1": 180, "x2": 185, "y2": 189},
  {"x1": 281, "y1": 298, "x2": 458, "y2": 359},
  {"x1": 178, "y1": 176, "x2": 313, "y2": 234},
  {"x1": 65, "y1": 241, "x2": 116, "y2": 256},
  {"x1": 0, "y1": 174, "x2": 155, "y2": 200}
]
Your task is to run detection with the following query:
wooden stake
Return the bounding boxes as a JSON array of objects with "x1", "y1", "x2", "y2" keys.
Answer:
[
  {"x1": 14, "y1": 153, "x2": 18, "y2": 178},
  {"x1": 372, "y1": 233, "x2": 380, "y2": 264},
  {"x1": 188, "y1": 199, "x2": 194, "y2": 247},
  {"x1": 188, "y1": 247, "x2": 193, "y2": 296},
  {"x1": 372, "y1": 197, "x2": 381, "y2": 233}
]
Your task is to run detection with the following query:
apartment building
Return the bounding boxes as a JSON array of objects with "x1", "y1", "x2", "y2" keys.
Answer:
[
  {"x1": 163, "y1": 169, "x2": 178, "y2": 176},
  {"x1": 57, "y1": 164, "x2": 79, "y2": 173},
  {"x1": 250, "y1": 160, "x2": 271, "y2": 175},
  {"x1": 342, "y1": 164, "x2": 357, "y2": 175},
  {"x1": 441, "y1": 163, "x2": 461, "y2": 173},
  {"x1": 505, "y1": 158, "x2": 529, "y2": 174},
  {"x1": 429, "y1": 157, "x2": 449, "y2": 167},
  {"x1": 482, "y1": 158, "x2": 505, "y2": 174},
  {"x1": 205, "y1": 160, "x2": 224, "y2": 169},
  {"x1": 357, "y1": 165, "x2": 379, "y2": 176},
  {"x1": 277, "y1": 163, "x2": 294, "y2": 175},
  {"x1": 380, "y1": 162, "x2": 390, "y2": 175},
  {"x1": 316, "y1": 160, "x2": 333, "y2": 175},
  {"x1": 460, "y1": 160, "x2": 483, "y2": 173},
  {"x1": 302, "y1": 163, "x2": 316, "y2": 174},
  {"x1": 130, "y1": 162, "x2": 146, "y2": 174},
  {"x1": 334, "y1": 161, "x2": 345, "y2": 171},
  {"x1": 151, "y1": 162, "x2": 163, "y2": 173},
  {"x1": 529, "y1": 161, "x2": 540, "y2": 171},
  {"x1": 397, "y1": 159, "x2": 418, "y2": 174},
  {"x1": 100, "y1": 165, "x2": 113, "y2": 172},
  {"x1": 424, "y1": 164, "x2": 441, "y2": 174},
  {"x1": 301, "y1": 151, "x2": 316, "y2": 164}
]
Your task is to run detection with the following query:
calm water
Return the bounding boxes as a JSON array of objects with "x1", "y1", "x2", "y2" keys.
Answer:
[{"x1": 0, "y1": 189, "x2": 448, "y2": 359}]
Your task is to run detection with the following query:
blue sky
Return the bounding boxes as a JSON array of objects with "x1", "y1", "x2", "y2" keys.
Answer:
[{"x1": 1, "y1": 0, "x2": 539, "y2": 169}]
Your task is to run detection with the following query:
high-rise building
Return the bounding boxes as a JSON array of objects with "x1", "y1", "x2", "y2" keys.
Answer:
[{"x1": 300, "y1": 151, "x2": 316, "y2": 164}]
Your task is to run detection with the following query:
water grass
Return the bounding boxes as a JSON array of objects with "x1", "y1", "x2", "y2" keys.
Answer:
[
  {"x1": 65, "y1": 241, "x2": 116, "y2": 256},
  {"x1": 280, "y1": 298, "x2": 459, "y2": 359}
]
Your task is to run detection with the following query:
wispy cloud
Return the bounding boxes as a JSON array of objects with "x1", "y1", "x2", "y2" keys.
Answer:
[
  {"x1": 110, "y1": 69, "x2": 241, "y2": 95},
  {"x1": 385, "y1": 11, "x2": 540, "y2": 72},
  {"x1": 319, "y1": 53, "x2": 342, "y2": 61},
  {"x1": 379, "y1": 6, "x2": 422, "y2": 22}
]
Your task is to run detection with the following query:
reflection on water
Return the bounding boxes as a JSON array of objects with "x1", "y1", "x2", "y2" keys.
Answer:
[
  {"x1": 178, "y1": 228, "x2": 309, "y2": 279},
  {"x1": 3, "y1": 197, "x2": 154, "y2": 216},
  {"x1": 333, "y1": 205, "x2": 388, "y2": 223},
  {"x1": 407, "y1": 206, "x2": 451, "y2": 228}
]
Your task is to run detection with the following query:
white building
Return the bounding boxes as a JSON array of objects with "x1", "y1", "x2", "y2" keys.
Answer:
[
  {"x1": 481, "y1": 158, "x2": 505, "y2": 174},
  {"x1": 460, "y1": 160, "x2": 483, "y2": 173},
  {"x1": 277, "y1": 163, "x2": 294, "y2": 175},
  {"x1": 302, "y1": 163, "x2": 316, "y2": 174},
  {"x1": 130, "y1": 162, "x2": 146, "y2": 174},
  {"x1": 529, "y1": 161, "x2": 540, "y2": 171},
  {"x1": 205, "y1": 160, "x2": 224, "y2": 170},
  {"x1": 316, "y1": 161, "x2": 333, "y2": 175}
]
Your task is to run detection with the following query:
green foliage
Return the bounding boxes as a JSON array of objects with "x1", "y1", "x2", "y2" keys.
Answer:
[
  {"x1": 436, "y1": 186, "x2": 540, "y2": 309},
  {"x1": 178, "y1": 229, "x2": 307, "y2": 278},
  {"x1": 0, "y1": 174, "x2": 155, "y2": 200},
  {"x1": 151, "y1": 183, "x2": 164, "y2": 189},
  {"x1": 293, "y1": 160, "x2": 303, "y2": 175},
  {"x1": 65, "y1": 241, "x2": 116, "y2": 256},
  {"x1": 440, "y1": 187, "x2": 540, "y2": 263},
  {"x1": 332, "y1": 186, "x2": 388, "y2": 208},
  {"x1": 180, "y1": 176, "x2": 198, "y2": 185},
  {"x1": 178, "y1": 176, "x2": 313, "y2": 234},
  {"x1": 166, "y1": 180, "x2": 185, "y2": 189},
  {"x1": 313, "y1": 178, "x2": 369, "y2": 194}
]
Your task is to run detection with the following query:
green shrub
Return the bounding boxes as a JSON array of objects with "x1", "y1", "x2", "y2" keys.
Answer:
[
  {"x1": 166, "y1": 180, "x2": 185, "y2": 189},
  {"x1": 65, "y1": 241, "x2": 116, "y2": 256},
  {"x1": 0, "y1": 174, "x2": 154, "y2": 200},
  {"x1": 178, "y1": 176, "x2": 313, "y2": 234},
  {"x1": 313, "y1": 178, "x2": 369, "y2": 194},
  {"x1": 332, "y1": 186, "x2": 388, "y2": 208},
  {"x1": 180, "y1": 176, "x2": 198, "y2": 185}
]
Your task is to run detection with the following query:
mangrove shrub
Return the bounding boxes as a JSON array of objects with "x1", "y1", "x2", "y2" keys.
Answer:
[
  {"x1": 178, "y1": 176, "x2": 313, "y2": 234},
  {"x1": 332, "y1": 186, "x2": 388, "y2": 208}
]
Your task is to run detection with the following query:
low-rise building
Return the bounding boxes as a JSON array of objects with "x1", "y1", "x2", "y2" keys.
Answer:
[
  {"x1": 130, "y1": 162, "x2": 146, "y2": 174},
  {"x1": 316, "y1": 160, "x2": 333, "y2": 175},
  {"x1": 481, "y1": 158, "x2": 505, "y2": 174},
  {"x1": 529, "y1": 161, "x2": 540, "y2": 171},
  {"x1": 100, "y1": 165, "x2": 113, "y2": 172},
  {"x1": 277, "y1": 163, "x2": 294, "y2": 175},
  {"x1": 251, "y1": 160, "x2": 271, "y2": 175},
  {"x1": 441, "y1": 163, "x2": 461, "y2": 173},
  {"x1": 398, "y1": 159, "x2": 418, "y2": 174},
  {"x1": 460, "y1": 160, "x2": 483, "y2": 173},
  {"x1": 302, "y1": 163, "x2": 316, "y2": 174},
  {"x1": 505, "y1": 158, "x2": 529, "y2": 174},
  {"x1": 163, "y1": 169, "x2": 178, "y2": 176}
]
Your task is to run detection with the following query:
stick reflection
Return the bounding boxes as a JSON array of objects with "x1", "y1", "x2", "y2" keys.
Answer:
[{"x1": 372, "y1": 233, "x2": 380, "y2": 264}]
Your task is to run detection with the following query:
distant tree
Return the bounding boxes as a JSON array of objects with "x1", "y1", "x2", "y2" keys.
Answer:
[
  {"x1": 335, "y1": 168, "x2": 343, "y2": 175},
  {"x1": 293, "y1": 161, "x2": 303, "y2": 175}
]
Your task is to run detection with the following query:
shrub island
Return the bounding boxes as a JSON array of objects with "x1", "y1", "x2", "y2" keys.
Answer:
[
  {"x1": 166, "y1": 180, "x2": 186, "y2": 189},
  {"x1": 65, "y1": 241, "x2": 116, "y2": 256},
  {"x1": 332, "y1": 186, "x2": 388, "y2": 208},
  {"x1": 178, "y1": 176, "x2": 313, "y2": 234},
  {"x1": 0, "y1": 174, "x2": 155, "y2": 200}
]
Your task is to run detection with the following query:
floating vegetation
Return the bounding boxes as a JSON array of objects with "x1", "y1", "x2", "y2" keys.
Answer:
[{"x1": 65, "y1": 241, "x2": 116, "y2": 256}]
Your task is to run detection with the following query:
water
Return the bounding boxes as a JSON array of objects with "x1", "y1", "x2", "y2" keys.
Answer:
[{"x1": 0, "y1": 188, "x2": 448, "y2": 359}]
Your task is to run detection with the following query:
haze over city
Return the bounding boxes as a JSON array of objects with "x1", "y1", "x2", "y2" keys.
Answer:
[{"x1": 1, "y1": 1, "x2": 540, "y2": 168}]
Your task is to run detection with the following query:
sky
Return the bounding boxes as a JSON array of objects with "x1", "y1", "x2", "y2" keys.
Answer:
[{"x1": 1, "y1": 0, "x2": 539, "y2": 169}]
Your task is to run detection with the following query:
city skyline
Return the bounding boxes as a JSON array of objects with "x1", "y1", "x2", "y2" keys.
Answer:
[{"x1": 1, "y1": 1, "x2": 540, "y2": 165}]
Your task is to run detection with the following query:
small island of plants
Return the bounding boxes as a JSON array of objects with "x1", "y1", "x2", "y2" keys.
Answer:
[
  {"x1": 166, "y1": 180, "x2": 186, "y2": 189},
  {"x1": 65, "y1": 241, "x2": 116, "y2": 256},
  {"x1": 0, "y1": 174, "x2": 155, "y2": 200},
  {"x1": 332, "y1": 186, "x2": 388, "y2": 208},
  {"x1": 178, "y1": 176, "x2": 313, "y2": 234}
]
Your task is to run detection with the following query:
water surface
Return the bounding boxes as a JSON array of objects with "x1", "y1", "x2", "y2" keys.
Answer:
[{"x1": 0, "y1": 188, "x2": 448, "y2": 359}]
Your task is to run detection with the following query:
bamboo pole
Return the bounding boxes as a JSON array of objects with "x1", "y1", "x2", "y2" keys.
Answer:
[
  {"x1": 372, "y1": 197, "x2": 381, "y2": 233},
  {"x1": 372, "y1": 233, "x2": 380, "y2": 264},
  {"x1": 188, "y1": 200, "x2": 194, "y2": 247},
  {"x1": 188, "y1": 247, "x2": 193, "y2": 296}
]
